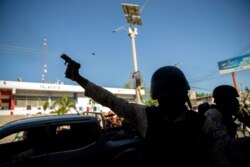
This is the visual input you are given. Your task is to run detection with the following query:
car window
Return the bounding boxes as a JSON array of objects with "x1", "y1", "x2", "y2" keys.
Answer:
[
  {"x1": 56, "y1": 125, "x2": 71, "y2": 134},
  {"x1": 49, "y1": 122, "x2": 100, "y2": 153},
  {"x1": 0, "y1": 131, "x2": 25, "y2": 144}
]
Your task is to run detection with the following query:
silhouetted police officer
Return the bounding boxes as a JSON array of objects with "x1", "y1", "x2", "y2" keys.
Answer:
[
  {"x1": 201, "y1": 85, "x2": 250, "y2": 167},
  {"x1": 62, "y1": 54, "x2": 205, "y2": 166}
]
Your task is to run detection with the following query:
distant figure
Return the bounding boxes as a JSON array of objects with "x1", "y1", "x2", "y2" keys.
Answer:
[
  {"x1": 202, "y1": 85, "x2": 250, "y2": 167},
  {"x1": 238, "y1": 103, "x2": 250, "y2": 136},
  {"x1": 241, "y1": 104, "x2": 250, "y2": 117},
  {"x1": 62, "y1": 54, "x2": 206, "y2": 166},
  {"x1": 198, "y1": 102, "x2": 210, "y2": 116}
]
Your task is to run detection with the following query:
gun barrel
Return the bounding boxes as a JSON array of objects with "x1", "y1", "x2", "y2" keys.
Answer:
[
  {"x1": 61, "y1": 54, "x2": 72, "y2": 61},
  {"x1": 61, "y1": 54, "x2": 81, "y2": 68}
]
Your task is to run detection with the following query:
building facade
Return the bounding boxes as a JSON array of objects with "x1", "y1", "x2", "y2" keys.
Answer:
[{"x1": 0, "y1": 80, "x2": 143, "y2": 115}]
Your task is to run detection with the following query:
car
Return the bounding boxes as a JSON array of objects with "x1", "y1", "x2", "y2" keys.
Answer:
[{"x1": 0, "y1": 114, "x2": 142, "y2": 167}]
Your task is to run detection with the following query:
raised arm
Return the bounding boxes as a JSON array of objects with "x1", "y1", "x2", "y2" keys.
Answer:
[{"x1": 61, "y1": 54, "x2": 147, "y2": 137}]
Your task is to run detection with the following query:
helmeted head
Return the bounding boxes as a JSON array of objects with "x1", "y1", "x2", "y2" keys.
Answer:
[
  {"x1": 212, "y1": 85, "x2": 240, "y2": 115},
  {"x1": 213, "y1": 85, "x2": 239, "y2": 102},
  {"x1": 150, "y1": 66, "x2": 190, "y2": 101}
]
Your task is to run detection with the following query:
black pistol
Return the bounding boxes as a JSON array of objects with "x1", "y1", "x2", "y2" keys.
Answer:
[
  {"x1": 61, "y1": 54, "x2": 81, "y2": 68},
  {"x1": 61, "y1": 54, "x2": 81, "y2": 79}
]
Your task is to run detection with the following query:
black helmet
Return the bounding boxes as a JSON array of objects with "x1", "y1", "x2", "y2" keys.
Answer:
[
  {"x1": 212, "y1": 85, "x2": 239, "y2": 102},
  {"x1": 150, "y1": 66, "x2": 190, "y2": 99}
]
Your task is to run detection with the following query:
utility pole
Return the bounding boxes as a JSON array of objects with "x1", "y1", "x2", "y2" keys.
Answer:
[{"x1": 121, "y1": 3, "x2": 143, "y2": 104}]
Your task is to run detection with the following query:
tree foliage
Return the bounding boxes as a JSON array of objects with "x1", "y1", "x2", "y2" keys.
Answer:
[
  {"x1": 42, "y1": 101, "x2": 49, "y2": 114},
  {"x1": 196, "y1": 92, "x2": 211, "y2": 98},
  {"x1": 123, "y1": 82, "x2": 132, "y2": 89},
  {"x1": 144, "y1": 99, "x2": 159, "y2": 106},
  {"x1": 52, "y1": 96, "x2": 76, "y2": 115}
]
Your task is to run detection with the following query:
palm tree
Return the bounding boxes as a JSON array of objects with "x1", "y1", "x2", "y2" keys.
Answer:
[
  {"x1": 145, "y1": 99, "x2": 159, "y2": 106},
  {"x1": 42, "y1": 101, "x2": 49, "y2": 115},
  {"x1": 52, "y1": 96, "x2": 76, "y2": 115}
]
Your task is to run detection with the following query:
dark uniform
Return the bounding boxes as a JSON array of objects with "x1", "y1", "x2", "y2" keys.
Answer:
[
  {"x1": 62, "y1": 56, "x2": 206, "y2": 166},
  {"x1": 201, "y1": 85, "x2": 250, "y2": 167}
]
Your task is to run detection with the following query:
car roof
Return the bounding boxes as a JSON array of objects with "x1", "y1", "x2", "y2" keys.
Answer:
[{"x1": 0, "y1": 114, "x2": 97, "y2": 138}]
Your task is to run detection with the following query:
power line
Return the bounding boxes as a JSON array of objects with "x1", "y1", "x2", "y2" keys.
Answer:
[
  {"x1": 140, "y1": 0, "x2": 150, "y2": 13},
  {"x1": 230, "y1": 44, "x2": 250, "y2": 59},
  {"x1": 0, "y1": 44, "x2": 59, "y2": 57},
  {"x1": 0, "y1": 43, "x2": 99, "y2": 63},
  {"x1": 189, "y1": 71, "x2": 218, "y2": 83},
  {"x1": 187, "y1": 44, "x2": 250, "y2": 84},
  {"x1": 190, "y1": 86, "x2": 213, "y2": 92}
]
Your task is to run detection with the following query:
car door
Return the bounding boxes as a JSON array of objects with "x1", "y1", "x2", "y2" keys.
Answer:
[
  {"x1": 0, "y1": 125, "x2": 49, "y2": 167},
  {"x1": 47, "y1": 121, "x2": 103, "y2": 166}
]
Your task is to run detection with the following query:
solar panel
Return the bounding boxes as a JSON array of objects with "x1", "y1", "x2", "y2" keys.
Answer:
[{"x1": 121, "y1": 3, "x2": 142, "y2": 25}]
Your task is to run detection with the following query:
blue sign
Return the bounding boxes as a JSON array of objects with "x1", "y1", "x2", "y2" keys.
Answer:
[{"x1": 218, "y1": 54, "x2": 250, "y2": 74}]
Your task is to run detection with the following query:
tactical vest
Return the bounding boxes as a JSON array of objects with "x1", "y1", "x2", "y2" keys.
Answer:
[{"x1": 138, "y1": 106, "x2": 206, "y2": 166}]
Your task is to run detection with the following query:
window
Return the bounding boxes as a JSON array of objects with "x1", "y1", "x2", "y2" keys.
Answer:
[
  {"x1": 0, "y1": 131, "x2": 25, "y2": 144},
  {"x1": 49, "y1": 122, "x2": 100, "y2": 153}
]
